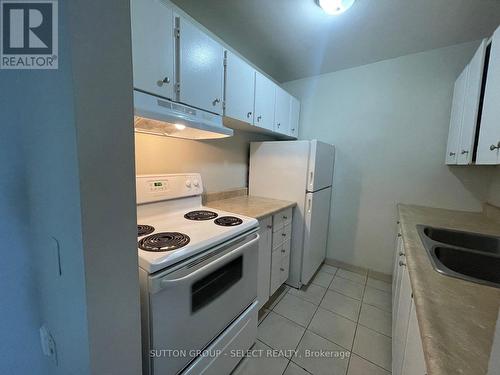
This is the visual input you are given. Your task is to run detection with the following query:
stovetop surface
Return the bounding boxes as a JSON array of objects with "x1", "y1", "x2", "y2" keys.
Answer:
[{"x1": 137, "y1": 205, "x2": 258, "y2": 273}]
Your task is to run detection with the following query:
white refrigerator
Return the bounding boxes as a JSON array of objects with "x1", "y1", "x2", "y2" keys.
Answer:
[{"x1": 249, "y1": 140, "x2": 335, "y2": 288}]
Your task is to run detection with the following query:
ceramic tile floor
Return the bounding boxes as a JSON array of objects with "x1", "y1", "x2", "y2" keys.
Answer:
[{"x1": 232, "y1": 264, "x2": 393, "y2": 375}]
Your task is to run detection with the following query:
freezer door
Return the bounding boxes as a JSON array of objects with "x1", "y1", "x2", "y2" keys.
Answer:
[
  {"x1": 301, "y1": 188, "x2": 332, "y2": 285},
  {"x1": 307, "y1": 140, "x2": 335, "y2": 192}
]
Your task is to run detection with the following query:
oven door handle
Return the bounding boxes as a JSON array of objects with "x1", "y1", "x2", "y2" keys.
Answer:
[{"x1": 153, "y1": 234, "x2": 259, "y2": 292}]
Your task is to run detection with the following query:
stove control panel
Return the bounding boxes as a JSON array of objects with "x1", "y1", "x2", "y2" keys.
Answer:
[{"x1": 136, "y1": 173, "x2": 203, "y2": 204}]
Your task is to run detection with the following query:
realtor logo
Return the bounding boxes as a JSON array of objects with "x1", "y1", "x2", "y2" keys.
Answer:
[{"x1": 1, "y1": 0, "x2": 58, "y2": 69}]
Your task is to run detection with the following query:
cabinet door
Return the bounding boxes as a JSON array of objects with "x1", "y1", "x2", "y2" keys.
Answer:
[
  {"x1": 177, "y1": 16, "x2": 224, "y2": 114},
  {"x1": 131, "y1": 0, "x2": 174, "y2": 99},
  {"x1": 224, "y1": 51, "x2": 255, "y2": 123},
  {"x1": 446, "y1": 67, "x2": 468, "y2": 165},
  {"x1": 270, "y1": 250, "x2": 282, "y2": 295},
  {"x1": 289, "y1": 96, "x2": 300, "y2": 138},
  {"x1": 393, "y1": 265, "x2": 412, "y2": 375},
  {"x1": 477, "y1": 26, "x2": 500, "y2": 164},
  {"x1": 280, "y1": 253, "x2": 291, "y2": 284},
  {"x1": 274, "y1": 86, "x2": 291, "y2": 134},
  {"x1": 458, "y1": 39, "x2": 487, "y2": 165},
  {"x1": 254, "y1": 71, "x2": 276, "y2": 131},
  {"x1": 402, "y1": 302, "x2": 427, "y2": 375},
  {"x1": 257, "y1": 217, "x2": 272, "y2": 309}
]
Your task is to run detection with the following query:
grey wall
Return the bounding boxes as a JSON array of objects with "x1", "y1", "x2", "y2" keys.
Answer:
[
  {"x1": 0, "y1": 1, "x2": 142, "y2": 374},
  {"x1": 284, "y1": 41, "x2": 495, "y2": 274}
]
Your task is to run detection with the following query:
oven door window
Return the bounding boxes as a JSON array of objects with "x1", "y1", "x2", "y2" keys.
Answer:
[{"x1": 191, "y1": 256, "x2": 243, "y2": 313}]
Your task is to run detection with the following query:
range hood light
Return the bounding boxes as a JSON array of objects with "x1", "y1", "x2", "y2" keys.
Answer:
[{"x1": 175, "y1": 123, "x2": 186, "y2": 130}]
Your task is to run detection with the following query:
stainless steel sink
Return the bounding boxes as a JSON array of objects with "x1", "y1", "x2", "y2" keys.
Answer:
[
  {"x1": 422, "y1": 226, "x2": 500, "y2": 255},
  {"x1": 417, "y1": 225, "x2": 500, "y2": 288}
]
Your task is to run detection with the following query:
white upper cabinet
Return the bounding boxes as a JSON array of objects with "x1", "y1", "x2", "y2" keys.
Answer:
[
  {"x1": 289, "y1": 96, "x2": 300, "y2": 138},
  {"x1": 254, "y1": 71, "x2": 276, "y2": 131},
  {"x1": 446, "y1": 67, "x2": 468, "y2": 165},
  {"x1": 477, "y1": 27, "x2": 500, "y2": 164},
  {"x1": 274, "y1": 86, "x2": 291, "y2": 134},
  {"x1": 176, "y1": 16, "x2": 224, "y2": 114},
  {"x1": 457, "y1": 39, "x2": 488, "y2": 165},
  {"x1": 131, "y1": 0, "x2": 174, "y2": 99},
  {"x1": 224, "y1": 51, "x2": 256, "y2": 123}
]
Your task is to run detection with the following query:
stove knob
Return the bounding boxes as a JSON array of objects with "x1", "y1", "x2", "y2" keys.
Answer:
[
  {"x1": 193, "y1": 179, "x2": 199, "y2": 187},
  {"x1": 185, "y1": 180, "x2": 192, "y2": 188}
]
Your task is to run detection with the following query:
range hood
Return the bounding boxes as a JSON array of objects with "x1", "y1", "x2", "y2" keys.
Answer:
[{"x1": 133, "y1": 90, "x2": 233, "y2": 140}]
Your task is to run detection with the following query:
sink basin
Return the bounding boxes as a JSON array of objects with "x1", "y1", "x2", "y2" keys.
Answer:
[
  {"x1": 417, "y1": 225, "x2": 500, "y2": 288},
  {"x1": 434, "y1": 247, "x2": 500, "y2": 285},
  {"x1": 423, "y1": 226, "x2": 500, "y2": 255}
]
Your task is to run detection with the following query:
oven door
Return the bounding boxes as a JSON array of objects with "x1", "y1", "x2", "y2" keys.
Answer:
[{"x1": 147, "y1": 231, "x2": 259, "y2": 375}]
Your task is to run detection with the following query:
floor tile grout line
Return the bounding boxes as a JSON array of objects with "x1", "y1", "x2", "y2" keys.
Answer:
[
  {"x1": 262, "y1": 266, "x2": 391, "y2": 374},
  {"x1": 345, "y1": 270, "x2": 369, "y2": 375},
  {"x1": 289, "y1": 267, "x2": 357, "y2": 374}
]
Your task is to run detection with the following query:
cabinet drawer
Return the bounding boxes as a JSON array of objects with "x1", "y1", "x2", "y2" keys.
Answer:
[
  {"x1": 272, "y1": 223, "x2": 291, "y2": 250},
  {"x1": 272, "y1": 208, "x2": 292, "y2": 231}
]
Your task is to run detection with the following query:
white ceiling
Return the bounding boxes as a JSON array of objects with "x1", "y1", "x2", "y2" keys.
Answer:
[{"x1": 171, "y1": 0, "x2": 500, "y2": 82}]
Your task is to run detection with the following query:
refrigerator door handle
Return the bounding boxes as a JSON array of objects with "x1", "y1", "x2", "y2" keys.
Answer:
[
  {"x1": 307, "y1": 196, "x2": 312, "y2": 214},
  {"x1": 309, "y1": 171, "x2": 314, "y2": 188}
]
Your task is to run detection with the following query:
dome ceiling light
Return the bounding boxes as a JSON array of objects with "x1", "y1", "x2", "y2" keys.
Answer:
[{"x1": 317, "y1": 0, "x2": 356, "y2": 15}]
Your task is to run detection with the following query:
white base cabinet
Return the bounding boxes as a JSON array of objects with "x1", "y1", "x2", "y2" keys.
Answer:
[
  {"x1": 392, "y1": 222, "x2": 427, "y2": 375},
  {"x1": 256, "y1": 208, "x2": 293, "y2": 307}
]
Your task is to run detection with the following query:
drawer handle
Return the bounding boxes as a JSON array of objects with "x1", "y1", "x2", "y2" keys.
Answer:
[
  {"x1": 282, "y1": 233, "x2": 286, "y2": 237},
  {"x1": 449, "y1": 152, "x2": 456, "y2": 156},
  {"x1": 399, "y1": 252, "x2": 405, "y2": 256},
  {"x1": 281, "y1": 249, "x2": 286, "y2": 253},
  {"x1": 399, "y1": 260, "x2": 406, "y2": 267},
  {"x1": 267, "y1": 225, "x2": 272, "y2": 229},
  {"x1": 397, "y1": 233, "x2": 402, "y2": 237},
  {"x1": 283, "y1": 215, "x2": 288, "y2": 220},
  {"x1": 280, "y1": 268, "x2": 285, "y2": 271}
]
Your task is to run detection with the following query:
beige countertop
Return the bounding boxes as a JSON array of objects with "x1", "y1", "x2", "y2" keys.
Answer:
[
  {"x1": 206, "y1": 195, "x2": 296, "y2": 220},
  {"x1": 398, "y1": 204, "x2": 500, "y2": 375}
]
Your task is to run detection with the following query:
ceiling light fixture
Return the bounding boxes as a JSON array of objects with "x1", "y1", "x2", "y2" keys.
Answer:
[{"x1": 317, "y1": 0, "x2": 355, "y2": 15}]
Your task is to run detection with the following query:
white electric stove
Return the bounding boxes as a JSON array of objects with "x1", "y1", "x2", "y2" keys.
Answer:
[{"x1": 136, "y1": 174, "x2": 259, "y2": 375}]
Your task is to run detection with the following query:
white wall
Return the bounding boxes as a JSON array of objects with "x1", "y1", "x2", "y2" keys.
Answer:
[{"x1": 284, "y1": 41, "x2": 495, "y2": 274}]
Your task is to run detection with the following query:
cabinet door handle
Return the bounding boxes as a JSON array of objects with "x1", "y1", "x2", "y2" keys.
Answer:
[
  {"x1": 247, "y1": 111, "x2": 252, "y2": 118},
  {"x1": 490, "y1": 142, "x2": 500, "y2": 151},
  {"x1": 281, "y1": 249, "x2": 285, "y2": 253},
  {"x1": 277, "y1": 123, "x2": 281, "y2": 128},
  {"x1": 449, "y1": 152, "x2": 456, "y2": 156},
  {"x1": 267, "y1": 224, "x2": 272, "y2": 229},
  {"x1": 291, "y1": 128, "x2": 295, "y2": 132},
  {"x1": 399, "y1": 260, "x2": 406, "y2": 267},
  {"x1": 281, "y1": 233, "x2": 286, "y2": 237},
  {"x1": 257, "y1": 115, "x2": 262, "y2": 122},
  {"x1": 399, "y1": 252, "x2": 405, "y2": 256},
  {"x1": 157, "y1": 77, "x2": 170, "y2": 86},
  {"x1": 397, "y1": 233, "x2": 402, "y2": 237},
  {"x1": 280, "y1": 268, "x2": 285, "y2": 272},
  {"x1": 461, "y1": 150, "x2": 469, "y2": 155},
  {"x1": 282, "y1": 216, "x2": 288, "y2": 220}
]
